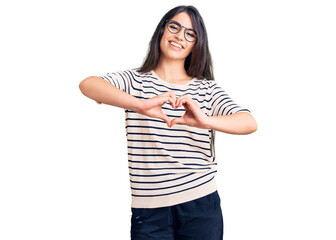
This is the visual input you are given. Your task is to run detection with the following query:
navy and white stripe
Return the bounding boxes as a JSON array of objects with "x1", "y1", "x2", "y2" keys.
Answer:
[{"x1": 99, "y1": 69, "x2": 250, "y2": 208}]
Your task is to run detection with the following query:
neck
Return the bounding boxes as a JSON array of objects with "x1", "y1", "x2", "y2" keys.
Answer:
[{"x1": 154, "y1": 57, "x2": 192, "y2": 83}]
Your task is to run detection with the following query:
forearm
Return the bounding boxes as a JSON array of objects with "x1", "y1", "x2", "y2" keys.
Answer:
[
  {"x1": 79, "y1": 76, "x2": 141, "y2": 112},
  {"x1": 205, "y1": 112, "x2": 257, "y2": 135}
]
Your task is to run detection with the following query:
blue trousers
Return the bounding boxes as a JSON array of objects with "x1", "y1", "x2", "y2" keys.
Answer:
[{"x1": 131, "y1": 191, "x2": 223, "y2": 240}]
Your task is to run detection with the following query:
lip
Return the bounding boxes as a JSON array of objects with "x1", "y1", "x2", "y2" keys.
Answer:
[{"x1": 168, "y1": 40, "x2": 184, "y2": 50}]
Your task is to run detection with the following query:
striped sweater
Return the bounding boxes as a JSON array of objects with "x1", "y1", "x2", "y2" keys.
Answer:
[{"x1": 99, "y1": 69, "x2": 250, "y2": 208}]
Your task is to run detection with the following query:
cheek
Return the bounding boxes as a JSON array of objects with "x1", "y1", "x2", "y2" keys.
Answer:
[
  {"x1": 159, "y1": 40, "x2": 165, "y2": 56},
  {"x1": 159, "y1": 31, "x2": 168, "y2": 51},
  {"x1": 184, "y1": 43, "x2": 195, "y2": 55}
]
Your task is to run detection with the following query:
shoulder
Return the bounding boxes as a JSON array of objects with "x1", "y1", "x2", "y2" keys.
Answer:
[
  {"x1": 104, "y1": 69, "x2": 145, "y2": 80},
  {"x1": 194, "y1": 78, "x2": 219, "y2": 89},
  {"x1": 128, "y1": 68, "x2": 160, "y2": 80}
]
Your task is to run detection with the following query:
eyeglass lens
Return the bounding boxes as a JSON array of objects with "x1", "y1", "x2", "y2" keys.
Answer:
[{"x1": 167, "y1": 21, "x2": 197, "y2": 42}]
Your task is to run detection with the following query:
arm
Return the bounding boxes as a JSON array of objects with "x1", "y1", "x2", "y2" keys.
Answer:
[
  {"x1": 78, "y1": 76, "x2": 176, "y2": 125},
  {"x1": 170, "y1": 95, "x2": 257, "y2": 134},
  {"x1": 79, "y1": 76, "x2": 142, "y2": 112},
  {"x1": 205, "y1": 112, "x2": 257, "y2": 135}
]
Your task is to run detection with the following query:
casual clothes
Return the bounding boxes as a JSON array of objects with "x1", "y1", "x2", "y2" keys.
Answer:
[
  {"x1": 99, "y1": 69, "x2": 249, "y2": 208},
  {"x1": 130, "y1": 190, "x2": 223, "y2": 240}
]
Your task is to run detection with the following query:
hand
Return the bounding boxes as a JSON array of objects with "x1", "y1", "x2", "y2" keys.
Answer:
[
  {"x1": 170, "y1": 95, "x2": 209, "y2": 129},
  {"x1": 138, "y1": 91, "x2": 177, "y2": 126}
]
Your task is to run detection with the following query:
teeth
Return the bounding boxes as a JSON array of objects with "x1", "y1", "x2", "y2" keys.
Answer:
[{"x1": 170, "y1": 41, "x2": 182, "y2": 49}]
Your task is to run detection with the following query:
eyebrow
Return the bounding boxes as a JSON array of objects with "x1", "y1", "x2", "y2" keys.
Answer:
[{"x1": 170, "y1": 19, "x2": 196, "y2": 31}]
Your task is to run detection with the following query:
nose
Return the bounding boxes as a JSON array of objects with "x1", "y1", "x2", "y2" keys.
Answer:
[{"x1": 174, "y1": 29, "x2": 184, "y2": 41}]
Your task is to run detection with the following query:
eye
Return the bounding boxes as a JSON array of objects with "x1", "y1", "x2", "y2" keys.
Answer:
[
  {"x1": 168, "y1": 22, "x2": 181, "y2": 33},
  {"x1": 187, "y1": 32, "x2": 196, "y2": 38},
  {"x1": 186, "y1": 30, "x2": 197, "y2": 38}
]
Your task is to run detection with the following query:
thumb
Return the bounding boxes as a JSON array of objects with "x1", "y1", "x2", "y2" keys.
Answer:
[
  {"x1": 170, "y1": 117, "x2": 184, "y2": 127},
  {"x1": 158, "y1": 113, "x2": 171, "y2": 127}
]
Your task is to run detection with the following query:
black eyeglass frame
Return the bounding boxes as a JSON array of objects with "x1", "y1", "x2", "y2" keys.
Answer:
[{"x1": 165, "y1": 19, "x2": 198, "y2": 42}]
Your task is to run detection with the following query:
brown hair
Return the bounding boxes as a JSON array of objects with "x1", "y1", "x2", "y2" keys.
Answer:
[{"x1": 138, "y1": 5, "x2": 214, "y2": 80}]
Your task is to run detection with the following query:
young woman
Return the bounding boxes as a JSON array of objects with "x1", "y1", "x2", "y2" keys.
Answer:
[{"x1": 79, "y1": 5, "x2": 257, "y2": 240}]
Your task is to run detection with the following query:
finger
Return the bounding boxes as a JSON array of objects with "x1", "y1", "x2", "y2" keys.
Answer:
[
  {"x1": 159, "y1": 96, "x2": 175, "y2": 109},
  {"x1": 166, "y1": 90, "x2": 177, "y2": 99},
  {"x1": 177, "y1": 97, "x2": 189, "y2": 109},
  {"x1": 162, "y1": 91, "x2": 177, "y2": 101},
  {"x1": 157, "y1": 96, "x2": 172, "y2": 107},
  {"x1": 159, "y1": 94, "x2": 176, "y2": 108},
  {"x1": 167, "y1": 96, "x2": 176, "y2": 108},
  {"x1": 158, "y1": 112, "x2": 171, "y2": 126},
  {"x1": 176, "y1": 95, "x2": 187, "y2": 108},
  {"x1": 166, "y1": 91, "x2": 177, "y2": 108},
  {"x1": 171, "y1": 117, "x2": 184, "y2": 127},
  {"x1": 181, "y1": 97, "x2": 200, "y2": 112}
]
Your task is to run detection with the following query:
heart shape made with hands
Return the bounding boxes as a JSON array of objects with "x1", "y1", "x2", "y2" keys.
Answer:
[{"x1": 159, "y1": 94, "x2": 208, "y2": 129}]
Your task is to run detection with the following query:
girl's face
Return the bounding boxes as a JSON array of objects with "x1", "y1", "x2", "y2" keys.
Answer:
[{"x1": 160, "y1": 12, "x2": 196, "y2": 61}]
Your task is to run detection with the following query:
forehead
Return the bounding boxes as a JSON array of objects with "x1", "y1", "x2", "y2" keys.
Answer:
[{"x1": 170, "y1": 12, "x2": 194, "y2": 29}]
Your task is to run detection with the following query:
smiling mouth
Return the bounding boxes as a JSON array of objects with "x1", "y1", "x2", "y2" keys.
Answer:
[{"x1": 169, "y1": 41, "x2": 183, "y2": 49}]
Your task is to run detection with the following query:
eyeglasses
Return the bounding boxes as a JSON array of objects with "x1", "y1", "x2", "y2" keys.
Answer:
[{"x1": 165, "y1": 19, "x2": 197, "y2": 42}]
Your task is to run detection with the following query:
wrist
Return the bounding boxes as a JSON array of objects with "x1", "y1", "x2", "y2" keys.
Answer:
[
  {"x1": 204, "y1": 115, "x2": 213, "y2": 129},
  {"x1": 131, "y1": 98, "x2": 143, "y2": 113}
]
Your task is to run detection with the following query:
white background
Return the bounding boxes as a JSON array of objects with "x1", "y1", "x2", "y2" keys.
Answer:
[{"x1": 1, "y1": 0, "x2": 335, "y2": 239}]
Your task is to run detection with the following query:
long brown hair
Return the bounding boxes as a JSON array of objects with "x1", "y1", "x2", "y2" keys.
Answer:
[{"x1": 138, "y1": 5, "x2": 214, "y2": 80}]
